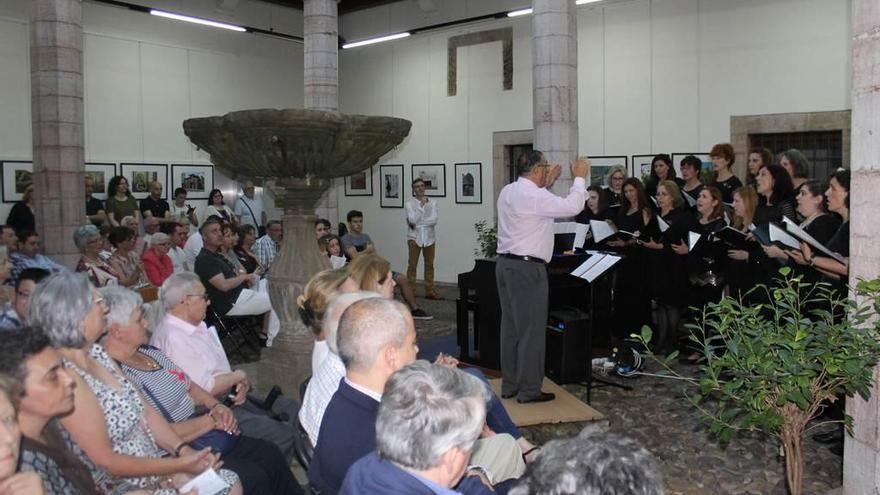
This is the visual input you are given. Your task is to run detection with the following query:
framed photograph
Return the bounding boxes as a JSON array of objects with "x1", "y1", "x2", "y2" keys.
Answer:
[
  {"x1": 1, "y1": 161, "x2": 33, "y2": 203},
  {"x1": 379, "y1": 164, "x2": 404, "y2": 208},
  {"x1": 345, "y1": 166, "x2": 373, "y2": 196},
  {"x1": 411, "y1": 163, "x2": 446, "y2": 197},
  {"x1": 85, "y1": 163, "x2": 117, "y2": 201},
  {"x1": 171, "y1": 164, "x2": 214, "y2": 199},
  {"x1": 454, "y1": 163, "x2": 482, "y2": 204},
  {"x1": 121, "y1": 163, "x2": 168, "y2": 200},
  {"x1": 587, "y1": 156, "x2": 628, "y2": 187},
  {"x1": 631, "y1": 155, "x2": 655, "y2": 183},
  {"x1": 672, "y1": 153, "x2": 713, "y2": 183}
]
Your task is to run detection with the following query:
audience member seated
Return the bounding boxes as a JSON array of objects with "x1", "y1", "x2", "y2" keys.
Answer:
[
  {"x1": 300, "y1": 291, "x2": 379, "y2": 446},
  {"x1": 28, "y1": 272, "x2": 242, "y2": 494},
  {"x1": 220, "y1": 223, "x2": 247, "y2": 274},
  {"x1": 233, "y1": 225, "x2": 261, "y2": 274},
  {"x1": 142, "y1": 233, "x2": 174, "y2": 287},
  {"x1": 309, "y1": 298, "x2": 524, "y2": 494},
  {"x1": 297, "y1": 268, "x2": 350, "y2": 372},
  {"x1": 0, "y1": 327, "x2": 102, "y2": 494},
  {"x1": 183, "y1": 226, "x2": 203, "y2": 271},
  {"x1": 151, "y1": 272, "x2": 299, "y2": 462},
  {"x1": 509, "y1": 425, "x2": 664, "y2": 495},
  {"x1": 0, "y1": 225, "x2": 18, "y2": 254},
  {"x1": 340, "y1": 361, "x2": 498, "y2": 495},
  {"x1": 318, "y1": 235, "x2": 345, "y2": 266},
  {"x1": 203, "y1": 189, "x2": 237, "y2": 226},
  {"x1": 107, "y1": 227, "x2": 149, "y2": 289},
  {"x1": 252, "y1": 220, "x2": 282, "y2": 270},
  {"x1": 160, "y1": 222, "x2": 190, "y2": 273},
  {"x1": 100, "y1": 287, "x2": 302, "y2": 495},
  {"x1": 0, "y1": 268, "x2": 49, "y2": 329},
  {"x1": 74, "y1": 225, "x2": 119, "y2": 287},
  {"x1": 9, "y1": 231, "x2": 66, "y2": 285},
  {"x1": 193, "y1": 217, "x2": 280, "y2": 345},
  {"x1": 120, "y1": 216, "x2": 147, "y2": 257},
  {"x1": 315, "y1": 218, "x2": 332, "y2": 239},
  {"x1": 345, "y1": 250, "x2": 431, "y2": 319},
  {"x1": 142, "y1": 216, "x2": 161, "y2": 246},
  {"x1": 0, "y1": 246, "x2": 12, "y2": 306},
  {"x1": 0, "y1": 373, "x2": 48, "y2": 494}
]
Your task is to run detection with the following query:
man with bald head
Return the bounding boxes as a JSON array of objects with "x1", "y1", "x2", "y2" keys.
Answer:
[
  {"x1": 139, "y1": 180, "x2": 171, "y2": 224},
  {"x1": 309, "y1": 297, "x2": 524, "y2": 494},
  {"x1": 234, "y1": 180, "x2": 267, "y2": 234}
]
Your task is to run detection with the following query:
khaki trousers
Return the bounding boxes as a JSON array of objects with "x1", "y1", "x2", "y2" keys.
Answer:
[{"x1": 406, "y1": 239, "x2": 435, "y2": 294}]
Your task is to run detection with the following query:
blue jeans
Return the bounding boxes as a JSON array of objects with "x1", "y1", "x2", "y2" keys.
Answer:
[{"x1": 460, "y1": 367, "x2": 521, "y2": 439}]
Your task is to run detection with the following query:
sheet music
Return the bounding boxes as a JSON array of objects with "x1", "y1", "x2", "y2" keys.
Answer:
[
  {"x1": 181, "y1": 469, "x2": 229, "y2": 495},
  {"x1": 657, "y1": 216, "x2": 670, "y2": 233},
  {"x1": 583, "y1": 254, "x2": 622, "y2": 282},
  {"x1": 571, "y1": 255, "x2": 605, "y2": 278},
  {"x1": 688, "y1": 231, "x2": 701, "y2": 251},
  {"x1": 782, "y1": 217, "x2": 846, "y2": 263},
  {"x1": 573, "y1": 223, "x2": 590, "y2": 248},
  {"x1": 769, "y1": 222, "x2": 801, "y2": 250},
  {"x1": 330, "y1": 255, "x2": 347, "y2": 269},
  {"x1": 589, "y1": 220, "x2": 617, "y2": 244},
  {"x1": 553, "y1": 222, "x2": 576, "y2": 234}
]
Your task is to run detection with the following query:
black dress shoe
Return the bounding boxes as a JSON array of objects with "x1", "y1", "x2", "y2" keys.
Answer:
[
  {"x1": 812, "y1": 431, "x2": 842, "y2": 444},
  {"x1": 501, "y1": 392, "x2": 517, "y2": 399},
  {"x1": 517, "y1": 392, "x2": 556, "y2": 404}
]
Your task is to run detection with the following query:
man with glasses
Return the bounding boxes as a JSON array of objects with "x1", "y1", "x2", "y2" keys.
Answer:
[
  {"x1": 495, "y1": 150, "x2": 589, "y2": 404},
  {"x1": 0, "y1": 268, "x2": 49, "y2": 329}
]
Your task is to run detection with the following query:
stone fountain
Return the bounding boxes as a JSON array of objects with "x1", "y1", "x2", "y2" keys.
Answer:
[{"x1": 183, "y1": 0, "x2": 411, "y2": 394}]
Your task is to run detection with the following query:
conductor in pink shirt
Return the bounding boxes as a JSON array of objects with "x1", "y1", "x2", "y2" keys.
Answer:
[{"x1": 495, "y1": 150, "x2": 590, "y2": 403}]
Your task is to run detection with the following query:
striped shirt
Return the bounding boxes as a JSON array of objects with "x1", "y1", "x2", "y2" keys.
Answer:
[{"x1": 119, "y1": 345, "x2": 195, "y2": 423}]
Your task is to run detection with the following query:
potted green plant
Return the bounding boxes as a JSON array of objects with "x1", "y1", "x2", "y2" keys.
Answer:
[
  {"x1": 474, "y1": 220, "x2": 497, "y2": 259},
  {"x1": 634, "y1": 270, "x2": 880, "y2": 495}
]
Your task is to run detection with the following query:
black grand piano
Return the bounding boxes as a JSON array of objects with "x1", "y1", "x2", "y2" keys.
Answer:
[{"x1": 456, "y1": 252, "x2": 617, "y2": 388}]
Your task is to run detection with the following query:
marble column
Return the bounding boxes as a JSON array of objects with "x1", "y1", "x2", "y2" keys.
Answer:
[
  {"x1": 303, "y1": 0, "x2": 338, "y2": 112},
  {"x1": 30, "y1": 0, "x2": 84, "y2": 267},
  {"x1": 532, "y1": 0, "x2": 578, "y2": 194},
  {"x1": 844, "y1": 2, "x2": 880, "y2": 491}
]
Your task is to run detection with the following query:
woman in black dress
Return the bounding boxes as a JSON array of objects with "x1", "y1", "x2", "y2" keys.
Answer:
[
  {"x1": 575, "y1": 185, "x2": 610, "y2": 224},
  {"x1": 607, "y1": 178, "x2": 654, "y2": 341},
  {"x1": 679, "y1": 155, "x2": 705, "y2": 210},
  {"x1": 603, "y1": 165, "x2": 627, "y2": 207},
  {"x1": 726, "y1": 186, "x2": 762, "y2": 302},
  {"x1": 746, "y1": 147, "x2": 774, "y2": 187},
  {"x1": 644, "y1": 154, "x2": 685, "y2": 200},
  {"x1": 641, "y1": 180, "x2": 689, "y2": 353},
  {"x1": 709, "y1": 143, "x2": 742, "y2": 204},
  {"x1": 754, "y1": 164, "x2": 797, "y2": 226},
  {"x1": 671, "y1": 186, "x2": 727, "y2": 362}
]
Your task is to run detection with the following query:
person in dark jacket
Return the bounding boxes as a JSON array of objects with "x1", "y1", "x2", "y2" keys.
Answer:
[{"x1": 340, "y1": 361, "x2": 496, "y2": 495}]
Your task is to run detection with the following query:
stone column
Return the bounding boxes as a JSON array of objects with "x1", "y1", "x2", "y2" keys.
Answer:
[
  {"x1": 532, "y1": 0, "x2": 578, "y2": 194},
  {"x1": 844, "y1": 1, "x2": 880, "y2": 493},
  {"x1": 303, "y1": 0, "x2": 338, "y2": 112},
  {"x1": 30, "y1": 0, "x2": 84, "y2": 267}
]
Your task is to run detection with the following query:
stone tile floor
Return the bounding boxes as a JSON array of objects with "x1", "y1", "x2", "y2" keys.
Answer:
[{"x1": 414, "y1": 285, "x2": 844, "y2": 495}]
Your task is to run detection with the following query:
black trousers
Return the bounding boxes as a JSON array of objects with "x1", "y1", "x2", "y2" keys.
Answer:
[{"x1": 223, "y1": 435, "x2": 303, "y2": 494}]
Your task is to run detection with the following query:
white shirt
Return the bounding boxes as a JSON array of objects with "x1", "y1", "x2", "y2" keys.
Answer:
[
  {"x1": 170, "y1": 203, "x2": 197, "y2": 235},
  {"x1": 312, "y1": 340, "x2": 329, "y2": 373},
  {"x1": 299, "y1": 353, "x2": 346, "y2": 446},
  {"x1": 405, "y1": 197, "x2": 438, "y2": 247},
  {"x1": 168, "y1": 245, "x2": 189, "y2": 273},
  {"x1": 183, "y1": 232, "x2": 203, "y2": 269},
  {"x1": 234, "y1": 195, "x2": 265, "y2": 230},
  {"x1": 496, "y1": 177, "x2": 587, "y2": 263}
]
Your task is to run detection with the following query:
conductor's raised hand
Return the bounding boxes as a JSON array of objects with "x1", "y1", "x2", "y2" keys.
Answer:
[
  {"x1": 546, "y1": 164, "x2": 562, "y2": 186},
  {"x1": 571, "y1": 157, "x2": 590, "y2": 179}
]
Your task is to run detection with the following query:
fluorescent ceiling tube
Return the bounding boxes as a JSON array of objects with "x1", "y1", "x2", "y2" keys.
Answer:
[
  {"x1": 575, "y1": 0, "x2": 602, "y2": 4},
  {"x1": 507, "y1": 8, "x2": 533, "y2": 17},
  {"x1": 150, "y1": 9, "x2": 246, "y2": 32},
  {"x1": 342, "y1": 32, "x2": 411, "y2": 49}
]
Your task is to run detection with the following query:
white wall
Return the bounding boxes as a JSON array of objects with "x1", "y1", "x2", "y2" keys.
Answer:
[
  {"x1": 335, "y1": 0, "x2": 852, "y2": 284},
  {"x1": 0, "y1": 0, "x2": 304, "y2": 223}
]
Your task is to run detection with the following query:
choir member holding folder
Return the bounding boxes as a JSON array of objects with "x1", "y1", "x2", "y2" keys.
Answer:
[
  {"x1": 725, "y1": 186, "x2": 761, "y2": 301},
  {"x1": 606, "y1": 178, "x2": 654, "y2": 340},
  {"x1": 644, "y1": 154, "x2": 685, "y2": 199},
  {"x1": 640, "y1": 180, "x2": 690, "y2": 353},
  {"x1": 679, "y1": 155, "x2": 705, "y2": 211}
]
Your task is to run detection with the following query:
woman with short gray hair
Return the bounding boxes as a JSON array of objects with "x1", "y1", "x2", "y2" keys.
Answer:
[
  {"x1": 30, "y1": 272, "x2": 242, "y2": 494},
  {"x1": 74, "y1": 224, "x2": 119, "y2": 287},
  {"x1": 142, "y1": 232, "x2": 174, "y2": 287}
]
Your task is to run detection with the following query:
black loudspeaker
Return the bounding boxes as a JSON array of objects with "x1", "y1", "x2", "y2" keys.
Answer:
[{"x1": 545, "y1": 307, "x2": 589, "y2": 384}]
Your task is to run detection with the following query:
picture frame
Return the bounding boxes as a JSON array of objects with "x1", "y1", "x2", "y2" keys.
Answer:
[
  {"x1": 379, "y1": 164, "x2": 404, "y2": 208},
  {"x1": 411, "y1": 163, "x2": 446, "y2": 197},
  {"x1": 121, "y1": 163, "x2": 169, "y2": 200},
  {"x1": 587, "y1": 156, "x2": 628, "y2": 187},
  {"x1": 1, "y1": 161, "x2": 33, "y2": 203},
  {"x1": 672, "y1": 153, "x2": 713, "y2": 183},
  {"x1": 630, "y1": 155, "x2": 656, "y2": 183},
  {"x1": 171, "y1": 164, "x2": 214, "y2": 199},
  {"x1": 454, "y1": 162, "x2": 482, "y2": 204},
  {"x1": 344, "y1": 166, "x2": 373, "y2": 196},
  {"x1": 84, "y1": 163, "x2": 117, "y2": 201}
]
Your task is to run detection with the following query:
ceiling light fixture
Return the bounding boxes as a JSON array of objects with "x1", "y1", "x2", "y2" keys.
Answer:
[
  {"x1": 149, "y1": 9, "x2": 246, "y2": 32},
  {"x1": 507, "y1": 8, "x2": 533, "y2": 17},
  {"x1": 342, "y1": 32, "x2": 411, "y2": 49},
  {"x1": 575, "y1": 0, "x2": 602, "y2": 4}
]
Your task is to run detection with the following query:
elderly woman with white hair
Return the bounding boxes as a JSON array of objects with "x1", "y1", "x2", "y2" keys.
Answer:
[
  {"x1": 74, "y1": 224, "x2": 119, "y2": 287},
  {"x1": 28, "y1": 272, "x2": 241, "y2": 494},
  {"x1": 339, "y1": 360, "x2": 496, "y2": 494},
  {"x1": 100, "y1": 286, "x2": 302, "y2": 494},
  {"x1": 141, "y1": 233, "x2": 173, "y2": 287}
]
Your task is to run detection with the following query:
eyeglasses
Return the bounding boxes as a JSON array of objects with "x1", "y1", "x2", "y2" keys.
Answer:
[{"x1": 186, "y1": 293, "x2": 209, "y2": 302}]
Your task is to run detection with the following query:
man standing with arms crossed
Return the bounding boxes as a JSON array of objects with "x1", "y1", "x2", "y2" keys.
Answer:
[
  {"x1": 495, "y1": 151, "x2": 589, "y2": 404},
  {"x1": 405, "y1": 178, "x2": 440, "y2": 299}
]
